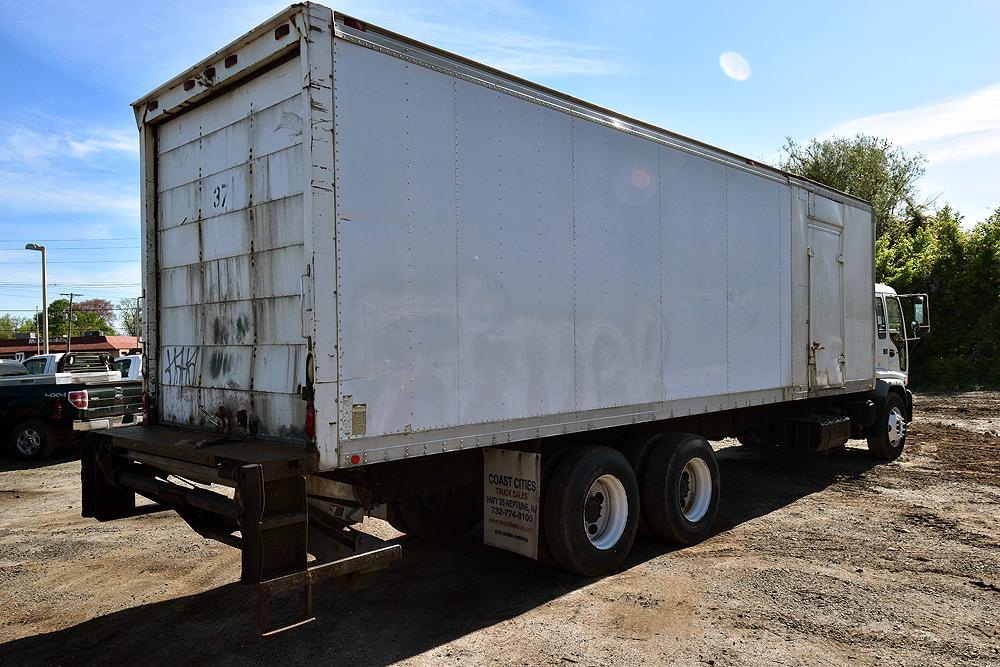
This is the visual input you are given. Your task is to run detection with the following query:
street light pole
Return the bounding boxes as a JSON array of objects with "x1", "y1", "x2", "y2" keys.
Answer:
[{"x1": 24, "y1": 243, "x2": 48, "y2": 354}]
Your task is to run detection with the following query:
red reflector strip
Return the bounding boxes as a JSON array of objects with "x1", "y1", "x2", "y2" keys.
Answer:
[
  {"x1": 225, "y1": 54, "x2": 238, "y2": 68},
  {"x1": 274, "y1": 24, "x2": 290, "y2": 40},
  {"x1": 350, "y1": 454, "x2": 361, "y2": 465}
]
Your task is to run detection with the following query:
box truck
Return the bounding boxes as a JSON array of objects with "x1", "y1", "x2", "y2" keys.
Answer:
[{"x1": 83, "y1": 3, "x2": 930, "y2": 631}]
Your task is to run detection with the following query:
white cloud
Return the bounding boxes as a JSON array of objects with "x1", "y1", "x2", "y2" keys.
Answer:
[
  {"x1": 829, "y1": 84, "x2": 1000, "y2": 165},
  {"x1": 719, "y1": 52, "x2": 751, "y2": 81},
  {"x1": 0, "y1": 121, "x2": 137, "y2": 216},
  {"x1": 337, "y1": 1, "x2": 621, "y2": 77},
  {"x1": 0, "y1": 0, "x2": 619, "y2": 86},
  {"x1": 825, "y1": 84, "x2": 1000, "y2": 220}
]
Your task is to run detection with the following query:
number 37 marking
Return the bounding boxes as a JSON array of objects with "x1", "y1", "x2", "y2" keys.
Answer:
[{"x1": 213, "y1": 183, "x2": 228, "y2": 208}]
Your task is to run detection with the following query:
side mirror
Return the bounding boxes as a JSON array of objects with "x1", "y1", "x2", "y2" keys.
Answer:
[{"x1": 897, "y1": 293, "x2": 931, "y2": 340}]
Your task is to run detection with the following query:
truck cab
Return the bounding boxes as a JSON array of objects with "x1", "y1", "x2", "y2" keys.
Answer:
[
  {"x1": 23, "y1": 353, "x2": 64, "y2": 375},
  {"x1": 874, "y1": 284, "x2": 930, "y2": 387}
]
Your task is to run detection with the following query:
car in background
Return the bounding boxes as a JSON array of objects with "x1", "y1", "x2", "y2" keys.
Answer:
[
  {"x1": 114, "y1": 354, "x2": 143, "y2": 381},
  {"x1": 22, "y1": 353, "x2": 64, "y2": 375},
  {"x1": 0, "y1": 360, "x2": 29, "y2": 377},
  {"x1": 1, "y1": 352, "x2": 142, "y2": 460}
]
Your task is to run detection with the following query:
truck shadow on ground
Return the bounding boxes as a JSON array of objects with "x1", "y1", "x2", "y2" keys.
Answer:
[
  {"x1": 0, "y1": 449, "x2": 80, "y2": 473},
  {"x1": 0, "y1": 444, "x2": 881, "y2": 666}
]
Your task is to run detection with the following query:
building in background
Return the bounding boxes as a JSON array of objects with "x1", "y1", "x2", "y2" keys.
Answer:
[{"x1": 0, "y1": 333, "x2": 139, "y2": 361}]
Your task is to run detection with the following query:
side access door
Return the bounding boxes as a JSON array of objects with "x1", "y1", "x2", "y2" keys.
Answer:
[{"x1": 806, "y1": 196, "x2": 846, "y2": 389}]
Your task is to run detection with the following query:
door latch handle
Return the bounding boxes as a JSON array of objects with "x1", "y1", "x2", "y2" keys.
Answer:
[
  {"x1": 889, "y1": 349, "x2": 896, "y2": 358},
  {"x1": 810, "y1": 341, "x2": 825, "y2": 352}
]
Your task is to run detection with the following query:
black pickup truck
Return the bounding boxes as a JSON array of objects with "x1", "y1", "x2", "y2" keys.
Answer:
[{"x1": 0, "y1": 353, "x2": 143, "y2": 461}]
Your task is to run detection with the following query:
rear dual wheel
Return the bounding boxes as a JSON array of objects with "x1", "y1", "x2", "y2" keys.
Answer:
[
  {"x1": 640, "y1": 434, "x2": 720, "y2": 545},
  {"x1": 543, "y1": 446, "x2": 639, "y2": 576},
  {"x1": 542, "y1": 435, "x2": 720, "y2": 577}
]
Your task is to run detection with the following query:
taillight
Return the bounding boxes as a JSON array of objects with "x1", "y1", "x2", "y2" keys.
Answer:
[
  {"x1": 305, "y1": 402, "x2": 316, "y2": 439},
  {"x1": 67, "y1": 390, "x2": 89, "y2": 410},
  {"x1": 50, "y1": 399, "x2": 63, "y2": 420}
]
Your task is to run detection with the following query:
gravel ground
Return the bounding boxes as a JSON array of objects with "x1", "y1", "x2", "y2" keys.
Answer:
[{"x1": 1, "y1": 392, "x2": 998, "y2": 666}]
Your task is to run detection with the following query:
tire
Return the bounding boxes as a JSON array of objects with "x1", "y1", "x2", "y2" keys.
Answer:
[
  {"x1": 11, "y1": 420, "x2": 56, "y2": 461},
  {"x1": 621, "y1": 433, "x2": 666, "y2": 537},
  {"x1": 543, "y1": 446, "x2": 640, "y2": 577},
  {"x1": 384, "y1": 501, "x2": 411, "y2": 534},
  {"x1": 396, "y1": 485, "x2": 482, "y2": 541},
  {"x1": 736, "y1": 429, "x2": 775, "y2": 448},
  {"x1": 867, "y1": 392, "x2": 907, "y2": 461},
  {"x1": 642, "y1": 433, "x2": 720, "y2": 545}
]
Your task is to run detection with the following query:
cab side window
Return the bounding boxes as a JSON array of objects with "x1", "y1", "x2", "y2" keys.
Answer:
[
  {"x1": 875, "y1": 297, "x2": 887, "y2": 340},
  {"x1": 24, "y1": 359, "x2": 45, "y2": 374}
]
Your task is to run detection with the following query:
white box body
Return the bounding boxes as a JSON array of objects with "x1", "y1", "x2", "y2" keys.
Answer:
[{"x1": 136, "y1": 4, "x2": 875, "y2": 471}]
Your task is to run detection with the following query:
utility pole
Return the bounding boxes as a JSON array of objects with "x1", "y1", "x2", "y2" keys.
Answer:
[{"x1": 62, "y1": 292, "x2": 81, "y2": 353}]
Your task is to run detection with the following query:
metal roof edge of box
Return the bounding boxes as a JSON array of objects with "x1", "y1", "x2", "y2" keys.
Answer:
[{"x1": 86, "y1": 3, "x2": 928, "y2": 632}]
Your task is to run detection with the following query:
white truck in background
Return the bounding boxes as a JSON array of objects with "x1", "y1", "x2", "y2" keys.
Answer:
[{"x1": 83, "y1": 4, "x2": 930, "y2": 632}]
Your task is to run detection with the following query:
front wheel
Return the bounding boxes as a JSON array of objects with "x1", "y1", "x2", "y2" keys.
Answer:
[
  {"x1": 11, "y1": 420, "x2": 56, "y2": 461},
  {"x1": 641, "y1": 433, "x2": 720, "y2": 545},
  {"x1": 543, "y1": 446, "x2": 640, "y2": 577},
  {"x1": 867, "y1": 392, "x2": 907, "y2": 461}
]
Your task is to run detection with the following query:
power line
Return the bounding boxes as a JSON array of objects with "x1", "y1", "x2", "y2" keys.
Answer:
[
  {"x1": 1, "y1": 306, "x2": 142, "y2": 312},
  {"x1": 0, "y1": 237, "x2": 140, "y2": 242},
  {"x1": 0, "y1": 246, "x2": 140, "y2": 251},
  {"x1": 2, "y1": 260, "x2": 138, "y2": 264}
]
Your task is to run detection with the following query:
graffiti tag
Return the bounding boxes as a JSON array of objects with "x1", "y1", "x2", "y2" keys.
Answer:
[{"x1": 162, "y1": 346, "x2": 199, "y2": 386}]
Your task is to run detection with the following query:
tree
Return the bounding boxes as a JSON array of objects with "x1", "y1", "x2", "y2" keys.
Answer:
[
  {"x1": 779, "y1": 132, "x2": 999, "y2": 388},
  {"x1": 118, "y1": 298, "x2": 142, "y2": 337},
  {"x1": 33, "y1": 298, "x2": 116, "y2": 337},
  {"x1": 74, "y1": 299, "x2": 116, "y2": 333},
  {"x1": 778, "y1": 133, "x2": 927, "y2": 242},
  {"x1": 0, "y1": 314, "x2": 31, "y2": 338}
]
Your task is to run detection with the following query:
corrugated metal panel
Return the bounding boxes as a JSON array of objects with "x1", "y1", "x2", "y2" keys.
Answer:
[
  {"x1": 660, "y1": 150, "x2": 728, "y2": 399},
  {"x1": 154, "y1": 54, "x2": 307, "y2": 439},
  {"x1": 333, "y1": 36, "x2": 800, "y2": 445}
]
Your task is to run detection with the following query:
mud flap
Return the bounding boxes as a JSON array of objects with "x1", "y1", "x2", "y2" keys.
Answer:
[
  {"x1": 81, "y1": 436, "x2": 136, "y2": 521},
  {"x1": 483, "y1": 449, "x2": 541, "y2": 560}
]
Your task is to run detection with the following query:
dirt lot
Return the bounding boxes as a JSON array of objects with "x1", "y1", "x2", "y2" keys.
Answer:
[{"x1": 2, "y1": 392, "x2": 999, "y2": 666}]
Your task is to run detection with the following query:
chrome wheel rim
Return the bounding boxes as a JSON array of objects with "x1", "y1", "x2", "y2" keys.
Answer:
[
  {"x1": 16, "y1": 428, "x2": 42, "y2": 457},
  {"x1": 584, "y1": 474, "x2": 628, "y2": 550},
  {"x1": 679, "y1": 457, "x2": 712, "y2": 522},
  {"x1": 887, "y1": 406, "x2": 906, "y2": 448}
]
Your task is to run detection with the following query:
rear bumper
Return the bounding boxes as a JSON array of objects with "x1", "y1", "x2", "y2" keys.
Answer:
[
  {"x1": 80, "y1": 427, "x2": 398, "y2": 634},
  {"x1": 73, "y1": 414, "x2": 143, "y2": 432}
]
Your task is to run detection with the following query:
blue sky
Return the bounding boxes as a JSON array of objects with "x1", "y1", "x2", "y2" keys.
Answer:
[{"x1": 1, "y1": 0, "x2": 997, "y2": 321}]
